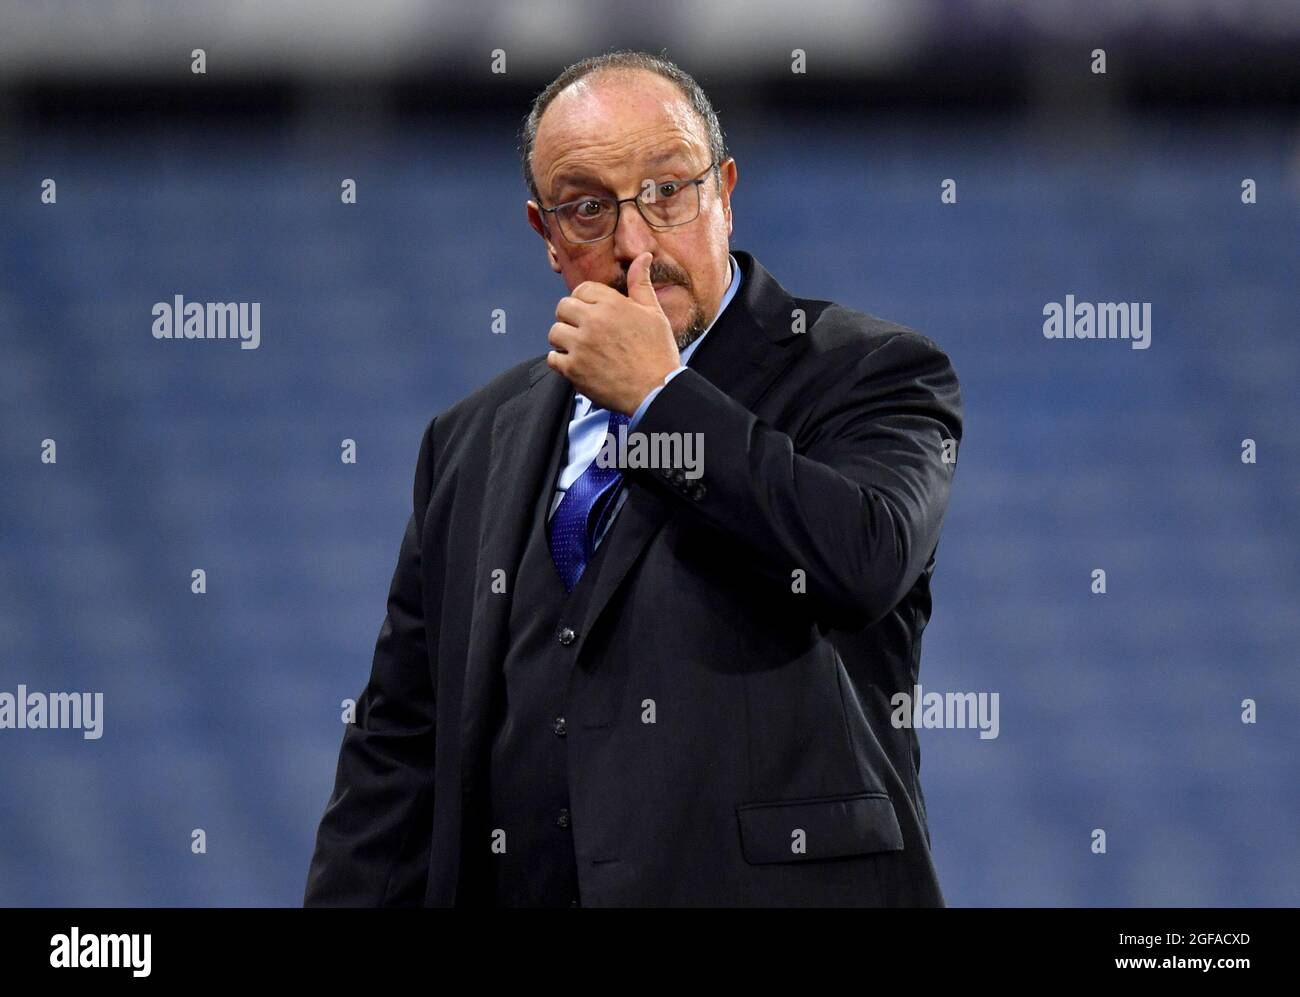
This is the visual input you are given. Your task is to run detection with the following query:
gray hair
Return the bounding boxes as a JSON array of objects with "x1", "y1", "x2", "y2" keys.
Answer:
[{"x1": 519, "y1": 50, "x2": 727, "y2": 204}]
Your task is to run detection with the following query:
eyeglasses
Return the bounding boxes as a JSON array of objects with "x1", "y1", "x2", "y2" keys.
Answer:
[{"x1": 538, "y1": 161, "x2": 718, "y2": 244}]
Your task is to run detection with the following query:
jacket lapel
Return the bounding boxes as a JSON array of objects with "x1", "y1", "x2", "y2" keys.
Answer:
[{"x1": 459, "y1": 361, "x2": 571, "y2": 790}]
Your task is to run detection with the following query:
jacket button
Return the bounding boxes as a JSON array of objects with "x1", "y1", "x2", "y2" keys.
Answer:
[
  {"x1": 556, "y1": 808, "x2": 570, "y2": 828},
  {"x1": 688, "y1": 481, "x2": 707, "y2": 500},
  {"x1": 552, "y1": 716, "x2": 567, "y2": 736},
  {"x1": 558, "y1": 627, "x2": 576, "y2": 646}
]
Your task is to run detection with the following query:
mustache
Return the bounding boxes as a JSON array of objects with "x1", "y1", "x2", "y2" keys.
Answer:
[{"x1": 609, "y1": 262, "x2": 691, "y2": 296}]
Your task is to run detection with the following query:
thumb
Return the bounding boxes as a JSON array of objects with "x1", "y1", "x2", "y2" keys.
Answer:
[{"x1": 626, "y1": 251, "x2": 661, "y2": 309}]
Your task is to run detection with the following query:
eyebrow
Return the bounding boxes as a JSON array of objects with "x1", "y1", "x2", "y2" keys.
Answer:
[
  {"x1": 549, "y1": 151, "x2": 695, "y2": 199},
  {"x1": 550, "y1": 170, "x2": 605, "y2": 197},
  {"x1": 646, "y1": 149, "x2": 691, "y2": 167}
]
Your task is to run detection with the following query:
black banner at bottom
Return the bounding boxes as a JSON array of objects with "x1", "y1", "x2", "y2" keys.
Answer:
[{"x1": 0, "y1": 907, "x2": 1278, "y2": 984}]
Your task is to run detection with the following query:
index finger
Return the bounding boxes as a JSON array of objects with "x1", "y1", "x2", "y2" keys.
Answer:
[{"x1": 571, "y1": 280, "x2": 618, "y2": 304}]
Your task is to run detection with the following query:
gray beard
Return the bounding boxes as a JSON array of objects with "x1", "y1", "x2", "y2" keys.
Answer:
[{"x1": 674, "y1": 304, "x2": 709, "y2": 351}]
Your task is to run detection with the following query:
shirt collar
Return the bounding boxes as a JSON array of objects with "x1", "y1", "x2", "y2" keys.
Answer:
[{"x1": 679, "y1": 251, "x2": 741, "y2": 367}]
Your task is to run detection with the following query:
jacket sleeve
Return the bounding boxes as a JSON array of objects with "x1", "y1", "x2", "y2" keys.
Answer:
[
  {"x1": 303, "y1": 415, "x2": 439, "y2": 906},
  {"x1": 628, "y1": 331, "x2": 962, "y2": 632}
]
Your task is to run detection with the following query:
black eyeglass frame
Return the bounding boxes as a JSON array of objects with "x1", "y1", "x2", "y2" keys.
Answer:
[{"x1": 537, "y1": 160, "x2": 721, "y2": 244}]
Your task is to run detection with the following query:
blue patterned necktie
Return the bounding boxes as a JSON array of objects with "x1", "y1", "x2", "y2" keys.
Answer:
[{"x1": 548, "y1": 410, "x2": 630, "y2": 593}]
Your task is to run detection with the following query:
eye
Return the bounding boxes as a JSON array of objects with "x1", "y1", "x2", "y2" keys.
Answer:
[
  {"x1": 574, "y1": 199, "x2": 606, "y2": 217},
  {"x1": 657, "y1": 181, "x2": 682, "y2": 198}
]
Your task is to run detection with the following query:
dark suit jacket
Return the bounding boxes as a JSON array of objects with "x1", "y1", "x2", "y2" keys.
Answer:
[{"x1": 304, "y1": 249, "x2": 963, "y2": 906}]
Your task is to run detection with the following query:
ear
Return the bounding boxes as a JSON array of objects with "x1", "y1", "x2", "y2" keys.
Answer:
[
  {"x1": 527, "y1": 200, "x2": 563, "y2": 274},
  {"x1": 718, "y1": 158, "x2": 737, "y2": 238}
]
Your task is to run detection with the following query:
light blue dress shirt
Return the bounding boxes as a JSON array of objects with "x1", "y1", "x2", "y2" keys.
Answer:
[{"x1": 548, "y1": 252, "x2": 743, "y2": 548}]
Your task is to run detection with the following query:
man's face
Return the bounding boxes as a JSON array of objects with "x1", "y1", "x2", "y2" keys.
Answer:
[{"x1": 527, "y1": 69, "x2": 737, "y2": 350}]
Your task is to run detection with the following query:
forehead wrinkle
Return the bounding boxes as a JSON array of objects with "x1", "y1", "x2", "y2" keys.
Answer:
[{"x1": 541, "y1": 128, "x2": 705, "y2": 199}]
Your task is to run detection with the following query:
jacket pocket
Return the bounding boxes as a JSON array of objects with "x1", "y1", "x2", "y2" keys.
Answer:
[{"x1": 735, "y1": 791, "x2": 904, "y2": 864}]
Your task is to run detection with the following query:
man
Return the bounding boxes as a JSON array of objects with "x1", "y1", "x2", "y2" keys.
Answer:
[{"x1": 304, "y1": 50, "x2": 962, "y2": 907}]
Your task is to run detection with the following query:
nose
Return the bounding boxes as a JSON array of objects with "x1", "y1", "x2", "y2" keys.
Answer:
[{"x1": 611, "y1": 197, "x2": 659, "y2": 270}]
